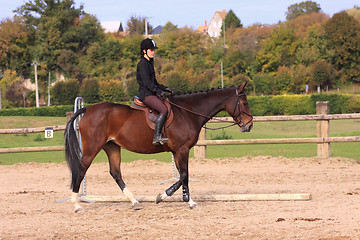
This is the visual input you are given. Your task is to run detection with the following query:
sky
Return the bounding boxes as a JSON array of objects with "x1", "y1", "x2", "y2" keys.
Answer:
[{"x1": 0, "y1": 0, "x2": 358, "y2": 32}]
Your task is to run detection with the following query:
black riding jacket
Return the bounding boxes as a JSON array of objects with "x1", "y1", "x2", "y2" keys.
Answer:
[{"x1": 136, "y1": 56, "x2": 167, "y2": 101}]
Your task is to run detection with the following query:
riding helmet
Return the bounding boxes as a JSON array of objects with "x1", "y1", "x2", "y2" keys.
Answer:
[{"x1": 140, "y1": 38, "x2": 158, "y2": 52}]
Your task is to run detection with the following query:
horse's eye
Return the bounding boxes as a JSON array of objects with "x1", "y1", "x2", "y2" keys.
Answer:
[{"x1": 243, "y1": 102, "x2": 248, "y2": 106}]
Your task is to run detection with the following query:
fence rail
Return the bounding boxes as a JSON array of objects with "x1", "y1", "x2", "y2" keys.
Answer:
[{"x1": 0, "y1": 125, "x2": 66, "y2": 134}]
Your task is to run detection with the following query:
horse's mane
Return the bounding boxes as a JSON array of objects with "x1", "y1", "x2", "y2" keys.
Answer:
[{"x1": 170, "y1": 86, "x2": 236, "y2": 99}]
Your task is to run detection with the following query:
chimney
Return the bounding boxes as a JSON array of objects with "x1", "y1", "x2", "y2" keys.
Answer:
[{"x1": 205, "y1": 20, "x2": 207, "y2": 27}]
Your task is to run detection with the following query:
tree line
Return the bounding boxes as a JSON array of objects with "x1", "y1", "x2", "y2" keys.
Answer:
[{"x1": 0, "y1": 0, "x2": 360, "y2": 108}]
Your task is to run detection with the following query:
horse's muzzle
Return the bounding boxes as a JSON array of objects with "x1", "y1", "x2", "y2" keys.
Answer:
[{"x1": 240, "y1": 123, "x2": 253, "y2": 132}]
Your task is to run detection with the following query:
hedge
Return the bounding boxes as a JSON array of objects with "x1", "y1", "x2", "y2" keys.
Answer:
[
  {"x1": 248, "y1": 94, "x2": 360, "y2": 116},
  {"x1": 0, "y1": 94, "x2": 359, "y2": 117},
  {"x1": 0, "y1": 105, "x2": 75, "y2": 117}
]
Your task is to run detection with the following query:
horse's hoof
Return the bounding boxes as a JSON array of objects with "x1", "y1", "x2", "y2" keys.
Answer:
[
  {"x1": 132, "y1": 202, "x2": 143, "y2": 210},
  {"x1": 189, "y1": 202, "x2": 197, "y2": 209},
  {"x1": 74, "y1": 206, "x2": 83, "y2": 213},
  {"x1": 156, "y1": 193, "x2": 163, "y2": 204}
]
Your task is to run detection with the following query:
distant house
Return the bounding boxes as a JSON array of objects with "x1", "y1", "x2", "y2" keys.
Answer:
[
  {"x1": 196, "y1": 20, "x2": 208, "y2": 34},
  {"x1": 152, "y1": 25, "x2": 163, "y2": 35},
  {"x1": 207, "y1": 10, "x2": 227, "y2": 38}
]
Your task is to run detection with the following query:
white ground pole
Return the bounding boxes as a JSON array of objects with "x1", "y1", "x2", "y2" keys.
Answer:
[{"x1": 54, "y1": 97, "x2": 94, "y2": 204}]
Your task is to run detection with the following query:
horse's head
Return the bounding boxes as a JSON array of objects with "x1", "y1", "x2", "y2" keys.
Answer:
[{"x1": 225, "y1": 82, "x2": 253, "y2": 132}]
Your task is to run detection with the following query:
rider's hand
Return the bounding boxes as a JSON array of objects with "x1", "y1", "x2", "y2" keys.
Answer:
[{"x1": 159, "y1": 91, "x2": 167, "y2": 99}]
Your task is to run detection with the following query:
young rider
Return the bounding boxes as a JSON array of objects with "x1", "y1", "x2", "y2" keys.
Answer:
[{"x1": 136, "y1": 38, "x2": 174, "y2": 145}]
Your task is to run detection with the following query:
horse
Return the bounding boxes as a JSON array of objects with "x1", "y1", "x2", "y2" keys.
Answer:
[{"x1": 64, "y1": 82, "x2": 253, "y2": 212}]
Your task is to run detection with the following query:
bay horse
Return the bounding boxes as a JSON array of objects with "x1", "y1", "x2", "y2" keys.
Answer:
[{"x1": 64, "y1": 82, "x2": 253, "y2": 211}]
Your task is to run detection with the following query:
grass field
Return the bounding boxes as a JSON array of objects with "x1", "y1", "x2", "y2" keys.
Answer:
[{"x1": 0, "y1": 116, "x2": 359, "y2": 165}]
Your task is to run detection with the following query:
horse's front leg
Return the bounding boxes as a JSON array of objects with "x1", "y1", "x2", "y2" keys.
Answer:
[{"x1": 156, "y1": 149, "x2": 197, "y2": 209}]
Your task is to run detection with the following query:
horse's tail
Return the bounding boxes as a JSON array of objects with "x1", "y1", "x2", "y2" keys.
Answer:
[{"x1": 64, "y1": 107, "x2": 87, "y2": 190}]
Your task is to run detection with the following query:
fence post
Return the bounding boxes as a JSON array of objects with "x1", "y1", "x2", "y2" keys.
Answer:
[
  {"x1": 194, "y1": 126, "x2": 206, "y2": 159},
  {"x1": 316, "y1": 101, "x2": 330, "y2": 158}
]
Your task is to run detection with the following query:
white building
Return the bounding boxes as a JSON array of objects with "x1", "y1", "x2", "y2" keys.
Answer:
[{"x1": 207, "y1": 10, "x2": 227, "y2": 38}]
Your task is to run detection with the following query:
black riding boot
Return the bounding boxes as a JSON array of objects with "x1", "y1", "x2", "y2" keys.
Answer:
[{"x1": 153, "y1": 114, "x2": 169, "y2": 145}]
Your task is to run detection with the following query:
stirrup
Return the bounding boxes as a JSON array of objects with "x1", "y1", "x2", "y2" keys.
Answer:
[{"x1": 153, "y1": 136, "x2": 169, "y2": 145}]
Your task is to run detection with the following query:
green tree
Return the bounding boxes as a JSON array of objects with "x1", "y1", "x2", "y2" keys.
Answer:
[
  {"x1": 52, "y1": 79, "x2": 79, "y2": 105},
  {"x1": 162, "y1": 21, "x2": 178, "y2": 33},
  {"x1": 221, "y1": 9, "x2": 242, "y2": 36},
  {"x1": 15, "y1": 0, "x2": 104, "y2": 80},
  {"x1": 295, "y1": 24, "x2": 327, "y2": 66},
  {"x1": 291, "y1": 64, "x2": 310, "y2": 93},
  {"x1": 0, "y1": 69, "x2": 21, "y2": 109},
  {"x1": 274, "y1": 66, "x2": 292, "y2": 94},
  {"x1": 99, "y1": 79, "x2": 126, "y2": 102},
  {"x1": 309, "y1": 59, "x2": 335, "y2": 89},
  {"x1": 286, "y1": 1, "x2": 321, "y2": 21},
  {"x1": 253, "y1": 72, "x2": 274, "y2": 95},
  {"x1": 15, "y1": 0, "x2": 84, "y2": 69},
  {"x1": 324, "y1": 11, "x2": 360, "y2": 83},
  {"x1": 223, "y1": 49, "x2": 247, "y2": 78},
  {"x1": 256, "y1": 26, "x2": 298, "y2": 72},
  {"x1": 127, "y1": 15, "x2": 153, "y2": 35},
  {"x1": 79, "y1": 78, "x2": 100, "y2": 103}
]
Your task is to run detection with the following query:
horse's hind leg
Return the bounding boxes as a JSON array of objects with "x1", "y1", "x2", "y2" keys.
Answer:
[{"x1": 103, "y1": 141, "x2": 142, "y2": 210}]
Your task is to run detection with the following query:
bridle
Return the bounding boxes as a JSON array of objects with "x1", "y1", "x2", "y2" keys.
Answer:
[
  {"x1": 165, "y1": 88, "x2": 253, "y2": 131},
  {"x1": 229, "y1": 88, "x2": 253, "y2": 129}
]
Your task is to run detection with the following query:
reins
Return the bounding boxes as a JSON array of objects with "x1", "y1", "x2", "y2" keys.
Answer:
[{"x1": 164, "y1": 89, "x2": 253, "y2": 131}]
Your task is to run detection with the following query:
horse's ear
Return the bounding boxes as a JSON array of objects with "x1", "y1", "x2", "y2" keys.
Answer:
[{"x1": 238, "y1": 81, "x2": 247, "y2": 92}]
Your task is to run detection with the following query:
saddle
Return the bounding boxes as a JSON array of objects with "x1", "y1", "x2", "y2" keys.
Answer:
[{"x1": 130, "y1": 97, "x2": 174, "y2": 130}]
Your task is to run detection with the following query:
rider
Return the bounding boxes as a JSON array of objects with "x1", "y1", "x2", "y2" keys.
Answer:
[{"x1": 137, "y1": 38, "x2": 174, "y2": 145}]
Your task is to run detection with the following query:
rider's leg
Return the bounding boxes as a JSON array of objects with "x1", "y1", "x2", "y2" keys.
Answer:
[{"x1": 142, "y1": 95, "x2": 169, "y2": 145}]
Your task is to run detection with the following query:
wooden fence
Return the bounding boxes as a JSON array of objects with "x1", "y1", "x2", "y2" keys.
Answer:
[{"x1": 1, "y1": 101, "x2": 360, "y2": 158}]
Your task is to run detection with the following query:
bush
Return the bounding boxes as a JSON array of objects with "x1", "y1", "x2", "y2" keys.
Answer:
[
  {"x1": 348, "y1": 94, "x2": 360, "y2": 113},
  {"x1": 99, "y1": 79, "x2": 126, "y2": 102},
  {"x1": 52, "y1": 79, "x2": 80, "y2": 105},
  {"x1": 247, "y1": 93, "x2": 359, "y2": 116},
  {"x1": 310, "y1": 94, "x2": 350, "y2": 114},
  {"x1": 79, "y1": 78, "x2": 100, "y2": 103}
]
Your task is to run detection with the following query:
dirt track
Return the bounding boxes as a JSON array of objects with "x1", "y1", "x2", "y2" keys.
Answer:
[{"x1": 1, "y1": 156, "x2": 360, "y2": 239}]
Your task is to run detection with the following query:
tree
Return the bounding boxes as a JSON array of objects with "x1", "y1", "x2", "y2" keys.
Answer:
[
  {"x1": 15, "y1": 0, "x2": 104, "y2": 80},
  {"x1": 51, "y1": 79, "x2": 79, "y2": 105},
  {"x1": 324, "y1": 11, "x2": 360, "y2": 83},
  {"x1": 256, "y1": 25, "x2": 298, "y2": 72},
  {"x1": 0, "y1": 69, "x2": 21, "y2": 109},
  {"x1": 79, "y1": 78, "x2": 100, "y2": 103},
  {"x1": 309, "y1": 59, "x2": 335, "y2": 89},
  {"x1": 15, "y1": 0, "x2": 84, "y2": 69},
  {"x1": 221, "y1": 9, "x2": 242, "y2": 36},
  {"x1": 291, "y1": 64, "x2": 310, "y2": 93},
  {"x1": 163, "y1": 22, "x2": 178, "y2": 33},
  {"x1": 127, "y1": 15, "x2": 152, "y2": 35},
  {"x1": 274, "y1": 66, "x2": 292, "y2": 94},
  {"x1": 223, "y1": 49, "x2": 247, "y2": 78},
  {"x1": 295, "y1": 24, "x2": 328, "y2": 66},
  {"x1": 253, "y1": 72, "x2": 274, "y2": 95},
  {"x1": 286, "y1": 1, "x2": 321, "y2": 21},
  {"x1": 0, "y1": 17, "x2": 30, "y2": 75},
  {"x1": 98, "y1": 79, "x2": 126, "y2": 102}
]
